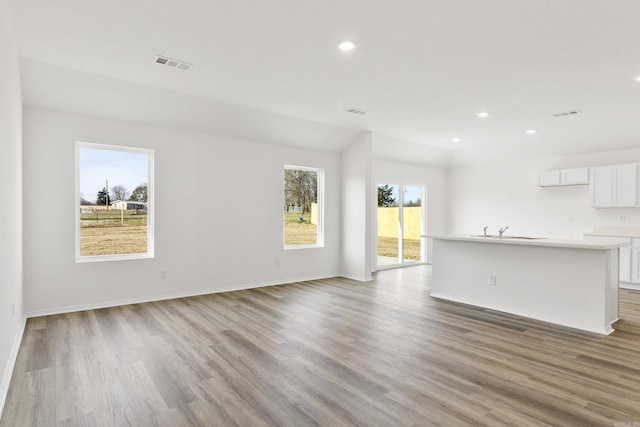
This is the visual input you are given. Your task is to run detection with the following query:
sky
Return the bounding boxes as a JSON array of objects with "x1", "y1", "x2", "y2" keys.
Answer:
[
  {"x1": 402, "y1": 186, "x2": 422, "y2": 204},
  {"x1": 79, "y1": 147, "x2": 149, "y2": 203}
]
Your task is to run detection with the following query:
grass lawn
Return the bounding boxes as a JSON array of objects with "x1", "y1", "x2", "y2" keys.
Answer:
[
  {"x1": 80, "y1": 210, "x2": 148, "y2": 256},
  {"x1": 80, "y1": 224, "x2": 147, "y2": 256},
  {"x1": 377, "y1": 236, "x2": 421, "y2": 260},
  {"x1": 284, "y1": 212, "x2": 317, "y2": 245},
  {"x1": 78, "y1": 210, "x2": 419, "y2": 258}
]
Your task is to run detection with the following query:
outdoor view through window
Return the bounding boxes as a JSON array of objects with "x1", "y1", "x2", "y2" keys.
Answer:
[
  {"x1": 377, "y1": 184, "x2": 423, "y2": 267},
  {"x1": 77, "y1": 143, "x2": 153, "y2": 260},
  {"x1": 284, "y1": 166, "x2": 322, "y2": 247}
]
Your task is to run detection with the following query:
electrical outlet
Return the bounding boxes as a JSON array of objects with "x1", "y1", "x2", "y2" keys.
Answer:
[
  {"x1": 275, "y1": 260, "x2": 280, "y2": 268},
  {"x1": 620, "y1": 215, "x2": 626, "y2": 223},
  {"x1": 160, "y1": 270, "x2": 167, "y2": 279},
  {"x1": 489, "y1": 276, "x2": 497, "y2": 286},
  {"x1": 568, "y1": 215, "x2": 574, "y2": 223}
]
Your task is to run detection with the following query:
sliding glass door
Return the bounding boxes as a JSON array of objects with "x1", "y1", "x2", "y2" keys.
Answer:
[
  {"x1": 376, "y1": 184, "x2": 400, "y2": 267},
  {"x1": 402, "y1": 185, "x2": 423, "y2": 263},
  {"x1": 376, "y1": 183, "x2": 425, "y2": 269}
]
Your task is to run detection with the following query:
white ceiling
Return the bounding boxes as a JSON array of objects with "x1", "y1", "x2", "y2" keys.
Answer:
[{"x1": 8, "y1": 0, "x2": 640, "y2": 165}]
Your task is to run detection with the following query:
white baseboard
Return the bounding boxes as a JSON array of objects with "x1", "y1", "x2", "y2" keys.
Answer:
[
  {"x1": 0, "y1": 316, "x2": 26, "y2": 419},
  {"x1": 374, "y1": 261, "x2": 428, "y2": 272},
  {"x1": 26, "y1": 274, "x2": 336, "y2": 318},
  {"x1": 621, "y1": 283, "x2": 640, "y2": 291},
  {"x1": 340, "y1": 273, "x2": 373, "y2": 282}
]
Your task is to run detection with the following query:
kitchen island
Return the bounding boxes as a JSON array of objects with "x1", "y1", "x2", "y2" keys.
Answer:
[{"x1": 426, "y1": 235, "x2": 627, "y2": 335}]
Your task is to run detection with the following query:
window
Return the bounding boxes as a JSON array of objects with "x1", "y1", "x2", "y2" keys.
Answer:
[
  {"x1": 76, "y1": 142, "x2": 154, "y2": 261},
  {"x1": 284, "y1": 165, "x2": 323, "y2": 248}
]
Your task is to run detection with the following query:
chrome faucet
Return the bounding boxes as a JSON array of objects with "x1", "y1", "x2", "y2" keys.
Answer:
[
  {"x1": 498, "y1": 226, "x2": 509, "y2": 237},
  {"x1": 483, "y1": 226, "x2": 489, "y2": 238}
]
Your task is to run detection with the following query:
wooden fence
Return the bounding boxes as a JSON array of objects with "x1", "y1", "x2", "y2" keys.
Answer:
[{"x1": 377, "y1": 207, "x2": 422, "y2": 239}]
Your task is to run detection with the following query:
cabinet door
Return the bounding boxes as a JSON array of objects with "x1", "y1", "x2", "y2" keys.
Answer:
[
  {"x1": 538, "y1": 170, "x2": 561, "y2": 187},
  {"x1": 614, "y1": 164, "x2": 638, "y2": 207},
  {"x1": 630, "y1": 248, "x2": 640, "y2": 283},
  {"x1": 590, "y1": 167, "x2": 613, "y2": 207},
  {"x1": 561, "y1": 168, "x2": 589, "y2": 185},
  {"x1": 620, "y1": 246, "x2": 632, "y2": 283}
]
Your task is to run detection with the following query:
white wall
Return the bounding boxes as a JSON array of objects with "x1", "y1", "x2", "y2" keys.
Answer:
[
  {"x1": 20, "y1": 59, "x2": 362, "y2": 154},
  {"x1": 341, "y1": 132, "x2": 374, "y2": 281},
  {"x1": 0, "y1": 0, "x2": 24, "y2": 415},
  {"x1": 373, "y1": 159, "x2": 448, "y2": 263},
  {"x1": 373, "y1": 134, "x2": 452, "y2": 168},
  {"x1": 23, "y1": 108, "x2": 342, "y2": 315},
  {"x1": 448, "y1": 148, "x2": 640, "y2": 238}
]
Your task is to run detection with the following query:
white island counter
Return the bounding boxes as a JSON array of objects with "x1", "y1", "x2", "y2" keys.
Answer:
[{"x1": 426, "y1": 235, "x2": 627, "y2": 335}]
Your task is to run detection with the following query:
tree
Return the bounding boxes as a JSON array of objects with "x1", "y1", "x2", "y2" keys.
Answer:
[
  {"x1": 96, "y1": 187, "x2": 110, "y2": 206},
  {"x1": 80, "y1": 197, "x2": 95, "y2": 206},
  {"x1": 405, "y1": 197, "x2": 421, "y2": 207},
  {"x1": 378, "y1": 185, "x2": 397, "y2": 207},
  {"x1": 129, "y1": 183, "x2": 148, "y2": 203},
  {"x1": 284, "y1": 170, "x2": 317, "y2": 213},
  {"x1": 110, "y1": 185, "x2": 129, "y2": 201}
]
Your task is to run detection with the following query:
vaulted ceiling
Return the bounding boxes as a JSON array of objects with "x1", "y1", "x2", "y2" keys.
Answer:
[{"x1": 8, "y1": 0, "x2": 640, "y2": 165}]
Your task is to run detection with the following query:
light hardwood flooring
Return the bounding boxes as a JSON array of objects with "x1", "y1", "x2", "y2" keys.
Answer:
[{"x1": 3, "y1": 265, "x2": 640, "y2": 426}]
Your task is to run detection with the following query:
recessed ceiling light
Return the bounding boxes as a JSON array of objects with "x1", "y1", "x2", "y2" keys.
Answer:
[
  {"x1": 635, "y1": 75, "x2": 640, "y2": 82},
  {"x1": 452, "y1": 137, "x2": 461, "y2": 142},
  {"x1": 526, "y1": 129, "x2": 537, "y2": 135},
  {"x1": 476, "y1": 112, "x2": 490, "y2": 118},
  {"x1": 338, "y1": 40, "x2": 357, "y2": 51}
]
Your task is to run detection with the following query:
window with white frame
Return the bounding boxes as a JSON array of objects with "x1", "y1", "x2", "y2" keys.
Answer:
[
  {"x1": 284, "y1": 165, "x2": 324, "y2": 248},
  {"x1": 76, "y1": 142, "x2": 154, "y2": 261}
]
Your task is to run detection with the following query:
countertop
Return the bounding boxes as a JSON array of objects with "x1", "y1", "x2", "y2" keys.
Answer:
[
  {"x1": 583, "y1": 227, "x2": 640, "y2": 238},
  {"x1": 423, "y1": 234, "x2": 628, "y2": 250}
]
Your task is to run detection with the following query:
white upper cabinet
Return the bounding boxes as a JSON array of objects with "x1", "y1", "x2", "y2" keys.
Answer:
[
  {"x1": 590, "y1": 164, "x2": 638, "y2": 208},
  {"x1": 538, "y1": 167, "x2": 589, "y2": 187},
  {"x1": 591, "y1": 167, "x2": 614, "y2": 207},
  {"x1": 538, "y1": 170, "x2": 561, "y2": 186},
  {"x1": 614, "y1": 164, "x2": 638, "y2": 207},
  {"x1": 540, "y1": 163, "x2": 640, "y2": 207},
  {"x1": 561, "y1": 168, "x2": 590, "y2": 185}
]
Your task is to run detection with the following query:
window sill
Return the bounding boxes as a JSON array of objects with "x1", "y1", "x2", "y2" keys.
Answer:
[
  {"x1": 76, "y1": 252, "x2": 154, "y2": 263},
  {"x1": 284, "y1": 244, "x2": 324, "y2": 250}
]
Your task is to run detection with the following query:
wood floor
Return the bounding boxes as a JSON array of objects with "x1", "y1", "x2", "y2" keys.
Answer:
[{"x1": 3, "y1": 265, "x2": 640, "y2": 426}]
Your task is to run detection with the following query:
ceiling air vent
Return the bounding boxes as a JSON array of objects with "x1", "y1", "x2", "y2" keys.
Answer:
[
  {"x1": 154, "y1": 55, "x2": 192, "y2": 71},
  {"x1": 346, "y1": 107, "x2": 369, "y2": 115},
  {"x1": 552, "y1": 109, "x2": 581, "y2": 118}
]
